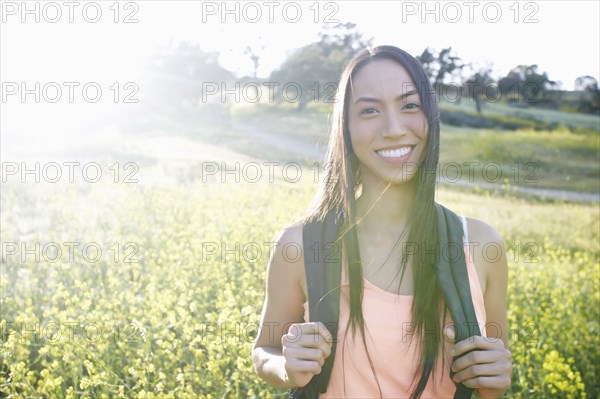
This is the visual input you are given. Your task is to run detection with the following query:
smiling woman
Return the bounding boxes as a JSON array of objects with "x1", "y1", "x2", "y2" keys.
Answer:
[
  {"x1": 252, "y1": 45, "x2": 512, "y2": 399},
  {"x1": 348, "y1": 59, "x2": 428, "y2": 187}
]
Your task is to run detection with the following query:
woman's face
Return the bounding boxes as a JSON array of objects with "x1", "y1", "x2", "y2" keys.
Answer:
[{"x1": 348, "y1": 58, "x2": 429, "y2": 187}]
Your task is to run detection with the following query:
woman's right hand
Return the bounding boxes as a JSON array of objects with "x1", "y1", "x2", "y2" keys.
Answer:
[{"x1": 281, "y1": 322, "x2": 333, "y2": 388}]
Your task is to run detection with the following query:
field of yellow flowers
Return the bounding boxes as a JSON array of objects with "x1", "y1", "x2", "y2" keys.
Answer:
[{"x1": 1, "y1": 169, "x2": 598, "y2": 398}]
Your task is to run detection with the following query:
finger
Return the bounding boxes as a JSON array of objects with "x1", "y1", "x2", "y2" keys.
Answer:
[
  {"x1": 452, "y1": 349, "x2": 502, "y2": 373},
  {"x1": 282, "y1": 328, "x2": 332, "y2": 360},
  {"x1": 455, "y1": 375, "x2": 512, "y2": 390},
  {"x1": 452, "y1": 359, "x2": 511, "y2": 383},
  {"x1": 453, "y1": 335, "x2": 503, "y2": 357},
  {"x1": 283, "y1": 324, "x2": 318, "y2": 345},
  {"x1": 287, "y1": 323, "x2": 333, "y2": 348},
  {"x1": 283, "y1": 346, "x2": 326, "y2": 366},
  {"x1": 300, "y1": 348, "x2": 326, "y2": 366},
  {"x1": 288, "y1": 322, "x2": 328, "y2": 336},
  {"x1": 286, "y1": 358, "x2": 323, "y2": 375},
  {"x1": 316, "y1": 322, "x2": 334, "y2": 345},
  {"x1": 305, "y1": 322, "x2": 334, "y2": 345},
  {"x1": 291, "y1": 333, "x2": 332, "y2": 359}
]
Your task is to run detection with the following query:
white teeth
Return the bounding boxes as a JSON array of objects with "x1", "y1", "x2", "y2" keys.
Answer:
[{"x1": 377, "y1": 147, "x2": 412, "y2": 158}]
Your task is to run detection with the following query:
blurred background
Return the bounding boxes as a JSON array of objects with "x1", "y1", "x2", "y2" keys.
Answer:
[{"x1": 1, "y1": 1, "x2": 599, "y2": 398}]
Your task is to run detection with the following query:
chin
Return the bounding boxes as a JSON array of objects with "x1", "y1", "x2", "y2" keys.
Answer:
[
  {"x1": 388, "y1": 172, "x2": 419, "y2": 185},
  {"x1": 358, "y1": 159, "x2": 422, "y2": 187},
  {"x1": 383, "y1": 163, "x2": 422, "y2": 184}
]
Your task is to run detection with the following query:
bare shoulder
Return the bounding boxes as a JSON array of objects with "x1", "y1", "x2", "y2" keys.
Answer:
[
  {"x1": 253, "y1": 222, "x2": 308, "y2": 350},
  {"x1": 267, "y1": 222, "x2": 307, "y2": 302},
  {"x1": 464, "y1": 217, "x2": 510, "y2": 345},
  {"x1": 465, "y1": 217, "x2": 504, "y2": 245},
  {"x1": 464, "y1": 217, "x2": 508, "y2": 297},
  {"x1": 271, "y1": 222, "x2": 303, "y2": 251}
]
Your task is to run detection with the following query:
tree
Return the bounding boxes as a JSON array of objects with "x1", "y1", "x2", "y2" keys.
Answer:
[
  {"x1": 243, "y1": 36, "x2": 266, "y2": 79},
  {"x1": 497, "y1": 70, "x2": 522, "y2": 102},
  {"x1": 416, "y1": 47, "x2": 436, "y2": 83},
  {"x1": 575, "y1": 75, "x2": 598, "y2": 92},
  {"x1": 416, "y1": 47, "x2": 464, "y2": 88},
  {"x1": 141, "y1": 40, "x2": 234, "y2": 111},
  {"x1": 498, "y1": 65, "x2": 554, "y2": 104},
  {"x1": 317, "y1": 22, "x2": 372, "y2": 58},
  {"x1": 575, "y1": 75, "x2": 600, "y2": 114},
  {"x1": 433, "y1": 47, "x2": 464, "y2": 88},
  {"x1": 464, "y1": 67, "x2": 496, "y2": 114},
  {"x1": 270, "y1": 23, "x2": 372, "y2": 111}
]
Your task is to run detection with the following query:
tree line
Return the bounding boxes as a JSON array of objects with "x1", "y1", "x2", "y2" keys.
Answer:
[{"x1": 141, "y1": 23, "x2": 599, "y2": 115}]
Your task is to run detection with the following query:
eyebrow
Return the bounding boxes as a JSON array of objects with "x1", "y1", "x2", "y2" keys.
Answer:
[{"x1": 353, "y1": 89, "x2": 419, "y2": 104}]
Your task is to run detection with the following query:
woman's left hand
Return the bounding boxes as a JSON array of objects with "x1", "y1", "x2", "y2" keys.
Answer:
[{"x1": 444, "y1": 327, "x2": 512, "y2": 398}]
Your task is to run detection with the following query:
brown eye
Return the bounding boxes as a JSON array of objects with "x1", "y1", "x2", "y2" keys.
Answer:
[
  {"x1": 403, "y1": 103, "x2": 420, "y2": 110},
  {"x1": 361, "y1": 107, "x2": 378, "y2": 115}
]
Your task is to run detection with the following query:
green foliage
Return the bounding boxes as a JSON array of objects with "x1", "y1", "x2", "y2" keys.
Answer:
[
  {"x1": 269, "y1": 23, "x2": 371, "y2": 110},
  {"x1": 140, "y1": 40, "x2": 235, "y2": 112},
  {"x1": 1, "y1": 175, "x2": 598, "y2": 398},
  {"x1": 438, "y1": 126, "x2": 599, "y2": 192},
  {"x1": 497, "y1": 64, "x2": 556, "y2": 105},
  {"x1": 1, "y1": 180, "x2": 313, "y2": 398},
  {"x1": 416, "y1": 46, "x2": 464, "y2": 87},
  {"x1": 439, "y1": 96, "x2": 600, "y2": 132}
]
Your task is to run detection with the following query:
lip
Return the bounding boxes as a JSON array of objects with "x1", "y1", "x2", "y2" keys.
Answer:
[
  {"x1": 375, "y1": 145, "x2": 415, "y2": 165},
  {"x1": 375, "y1": 144, "x2": 416, "y2": 152}
]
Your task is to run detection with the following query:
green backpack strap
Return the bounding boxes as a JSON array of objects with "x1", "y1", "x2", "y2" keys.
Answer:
[
  {"x1": 289, "y1": 209, "x2": 343, "y2": 399},
  {"x1": 435, "y1": 203, "x2": 482, "y2": 399}
]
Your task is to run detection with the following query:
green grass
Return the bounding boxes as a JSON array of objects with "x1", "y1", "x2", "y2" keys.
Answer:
[
  {"x1": 438, "y1": 98, "x2": 600, "y2": 131},
  {"x1": 2, "y1": 101, "x2": 597, "y2": 398},
  {"x1": 228, "y1": 102, "x2": 332, "y2": 147},
  {"x1": 439, "y1": 125, "x2": 599, "y2": 192},
  {"x1": 1, "y1": 176, "x2": 597, "y2": 398},
  {"x1": 218, "y1": 104, "x2": 600, "y2": 193}
]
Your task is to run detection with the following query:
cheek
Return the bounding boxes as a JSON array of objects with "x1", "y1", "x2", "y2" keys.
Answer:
[
  {"x1": 410, "y1": 115, "x2": 428, "y2": 139},
  {"x1": 348, "y1": 130, "x2": 359, "y2": 157},
  {"x1": 348, "y1": 121, "x2": 370, "y2": 151},
  {"x1": 349, "y1": 133, "x2": 367, "y2": 159}
]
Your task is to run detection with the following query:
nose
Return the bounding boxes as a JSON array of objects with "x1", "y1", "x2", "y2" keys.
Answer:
[{"x1": 382, "y1": 111, "x2": 408, "y2": 139}]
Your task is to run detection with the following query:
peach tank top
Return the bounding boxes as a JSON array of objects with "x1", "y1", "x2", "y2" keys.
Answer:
[{"x1": 302, "y1": 215, "x2": 487, "y2": 398}]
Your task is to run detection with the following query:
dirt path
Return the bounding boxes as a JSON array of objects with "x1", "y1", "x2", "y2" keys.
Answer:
[{"x1": 229, "y1": 120, "x2": 326, "y2": 160}]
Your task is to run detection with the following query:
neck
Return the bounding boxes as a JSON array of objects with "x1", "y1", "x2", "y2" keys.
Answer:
[{"x1": 355, "y1": 176, "x2": 418, "y2": 231}]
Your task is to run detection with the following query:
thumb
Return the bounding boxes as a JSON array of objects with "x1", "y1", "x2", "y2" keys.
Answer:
[{"x1": 443, "y1": 326, "x2": 456, "y2": 342}]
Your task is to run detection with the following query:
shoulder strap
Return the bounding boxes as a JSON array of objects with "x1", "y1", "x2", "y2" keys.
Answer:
[
  {"x1": 435, "y1": 203, "x2": 481, "y2": 399},
  {"x1": 289, "y1": 210, "x2": 343, "y2": 399},
  {"x1": 291, "y1": 204, "x2": 480, "y2": 399}
]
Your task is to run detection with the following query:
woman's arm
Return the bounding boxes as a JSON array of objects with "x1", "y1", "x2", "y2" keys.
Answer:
[
  {"x1": 451, "y1": 218, "x2": 512, "y2": 399},
  {"x1": 251, "y1": 224, "x2": 333, "y2": 389}
]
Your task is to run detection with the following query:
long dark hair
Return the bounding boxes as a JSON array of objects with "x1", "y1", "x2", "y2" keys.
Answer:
[{"x1": 303, "y1": 45, "x2": 445, "y2": 398}]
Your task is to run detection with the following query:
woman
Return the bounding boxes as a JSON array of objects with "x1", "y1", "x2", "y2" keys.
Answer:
[{"x1": 252, "y1": 45, "x2": 512, "y2": 398}]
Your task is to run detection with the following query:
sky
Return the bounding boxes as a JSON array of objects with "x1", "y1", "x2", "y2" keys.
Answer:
[
  {"x1": 1, "y1": 0, "x2": 599, "y2": 87},
  {"x1": 1, "y1": 0, "x2": 599, "y2": 142}
]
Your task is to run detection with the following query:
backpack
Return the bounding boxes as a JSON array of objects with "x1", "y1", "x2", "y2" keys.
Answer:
[{"x1": 289, "y1": 203, "x2": 482, "y2": 399}]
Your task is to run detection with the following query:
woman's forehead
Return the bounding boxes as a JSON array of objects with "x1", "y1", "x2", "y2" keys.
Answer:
[{"x1": 350, "y1": 58, "x2": 418, "y2": 98}]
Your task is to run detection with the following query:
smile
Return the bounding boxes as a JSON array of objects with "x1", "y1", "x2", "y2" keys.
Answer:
[{"x1": 376, "y1": 146, "x2": 413, "y2": 158}]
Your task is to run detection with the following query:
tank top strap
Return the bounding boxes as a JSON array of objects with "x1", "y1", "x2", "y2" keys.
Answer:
[{"x1": 460, "y1": 214, "x2": 469, "y2": 243}]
